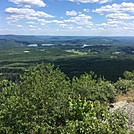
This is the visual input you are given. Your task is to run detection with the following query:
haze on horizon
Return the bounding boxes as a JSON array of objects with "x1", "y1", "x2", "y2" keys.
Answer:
[{"x1": 1, "y1": 0, "x2": 134, "y2": 36}]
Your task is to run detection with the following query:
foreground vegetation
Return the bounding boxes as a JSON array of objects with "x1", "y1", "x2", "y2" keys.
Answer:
[{"x1": 0, "y1": 64, "x2": 133, "y2": 134}]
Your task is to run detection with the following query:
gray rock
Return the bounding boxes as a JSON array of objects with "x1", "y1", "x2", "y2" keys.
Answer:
[{"x1": 110, "y1": 101, "x2": 134, "y2": 131}]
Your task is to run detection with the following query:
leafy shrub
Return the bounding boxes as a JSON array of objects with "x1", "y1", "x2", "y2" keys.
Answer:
[
  {"x1": 63, "y1": 97, "x2": 128, "y2": 134},
  {"x1": 72, "y1": 72, "x2": 116, "y2": 103},
  {"x1": 0, "y1": 64, "x2": 129, "y2": 134},
  {"x1": 0, "y1": 64, "x2": 71, "y2": 133},
  {"x1": 115, "y1": 71, "x2": 134, "y2": 94},
  {"x1": 123, "y1": 71, "x2": 134, "y2": 80}
]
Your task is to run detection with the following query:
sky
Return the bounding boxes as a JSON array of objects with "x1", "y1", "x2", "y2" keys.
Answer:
[{"x1": 1, "y1": 0, "x2": 134, "y2": 36}]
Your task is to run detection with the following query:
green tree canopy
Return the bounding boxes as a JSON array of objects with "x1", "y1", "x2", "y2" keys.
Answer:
[
  {"x1": 0, "y1": 64, "x2": 129, "y2": 134},
  {"x1": 72, "y1": 72, "x2": 116, "y2": 103}
]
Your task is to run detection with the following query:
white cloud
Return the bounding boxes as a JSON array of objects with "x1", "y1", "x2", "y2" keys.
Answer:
[
  {"x1": 24, "y1": 5, "x2": 31, "y2": 8},
  {"x1": 68, "y1": 0, "x2": 111, "y2": 4},
  {"x1": 99, "y1": 0, "x2": 111, "y2": 4},
  {"x1": 26, "y1": 21, "x2": 36, "y2": 24},
  {"x1": 5, "y1": 7, "x2": 54, "y2": 22},
  {"x1": 37, "y1": 19, "x2": 48, "y2": 23},
  {"x1": 37, "y1": 19, "x2": 65, "y2": 27},
  {"x1": 35, "y1": 11, "x2": 54, "y2": 18},
  {"x1": 93, "y1": 2, "x2": 134, "y2": 32},
  {"x1": 48, "y1": 20, "x2": 64, "y2": 24},
  {"x1": 9, "y1": 0, "x2": 46, "y2": 7},
  {"x1": 95, "y1": 20, "x2": 134, "y2": 35},
  {"x1": 59, "y1": 23, "x2": 68, "y2": 27},
  {"x1": 107, "y1": 21, "x2": 123, "y2": 25},
  {"x1": 83, "y1": 8, "x2": 90, "y2": 12},
  {"x1": 96, "y1": 20, "x2": 123, "y2": 28},
  {"x1": 17, "y1": 24, "x2": 23, "y2": 27},
  {"x1": 5, "y1": 8, "x2": 35, "y2": 15},
  {"x1": 94, "y1": 2, "x2": 134, "y2": 14},
  {"x1": 64, "y1": 14, "x2": 93, "y2": 26},
  {"x1": 29, "y1": 25, "x2": 35, "y2": 28},
  {"x1": 38, "y1": 19, "x2": 63, "y2": 24},
  {"x1": 106, "y1": 13, "x2": 134, "y2": 20},
  {"x1": 66, "y1": 10, "x2": 77, "y2": 16}
]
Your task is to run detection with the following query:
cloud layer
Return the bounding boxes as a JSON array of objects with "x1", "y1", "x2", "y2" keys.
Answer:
[
  {"x1": 5, "y1": 7, "x2": 54, "y2": 21},
  {"x1": 9, "y1": 0, "x2": 46, "y2": 7},
  {"x1": 66, "y1": 10, "x2": 77, "y2": 16},
  {"x1": 1, "y1": 0, "x2": 134, "y2": 35},
  {"x1": 94, "y1": 2, "x2": 134, "y2": 13},
  {"x1": 69, "y1": 0, "x2": 111, "y2": 4}
]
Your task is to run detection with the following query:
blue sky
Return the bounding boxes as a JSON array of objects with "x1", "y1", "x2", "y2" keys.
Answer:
[{"x1": 1, "y1": 0, "x2": 134, "y2": 36}]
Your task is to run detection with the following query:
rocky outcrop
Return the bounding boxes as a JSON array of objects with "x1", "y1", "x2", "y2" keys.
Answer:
[{"x1": 110, "y1": 101, "x2": 134, "y2": 131}]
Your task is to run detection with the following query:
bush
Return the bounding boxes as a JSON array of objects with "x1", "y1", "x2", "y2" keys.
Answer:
[
  {"x1": 0, "y1": 64, "x2": 71, "y2": 133},
  {"x1": 72, "y1": 73, "x2": 116, "y2": 103},
  {"x1": 123, "y1": 71, "x2": 134, "y2": 80},
  {"x1": 0, "y1": 64, "x2": 129, "y2": 134},
  {"x1": 115, "y1": 71, "x2": 134, "y2": 94},
  {"x1": 63, "y1": 97, "x2": 128, "y2": 134}
]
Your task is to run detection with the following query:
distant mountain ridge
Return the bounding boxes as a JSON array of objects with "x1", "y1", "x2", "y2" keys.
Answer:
[{"x1": 0, "y1": 35, "x2": 134, "y2": 46}]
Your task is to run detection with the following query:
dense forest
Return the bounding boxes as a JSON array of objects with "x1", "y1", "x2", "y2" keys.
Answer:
[{"x1": 0, "y1": 36, "x2": 134, "y2": 82}]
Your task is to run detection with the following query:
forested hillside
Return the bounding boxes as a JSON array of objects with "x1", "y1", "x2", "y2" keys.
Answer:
[
  {"x1": 0, "y1": 36, "x2": 134, "y2": 82},
  {"x1": 0, "y1": 64, "x2": 133, "y2": 134}
]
